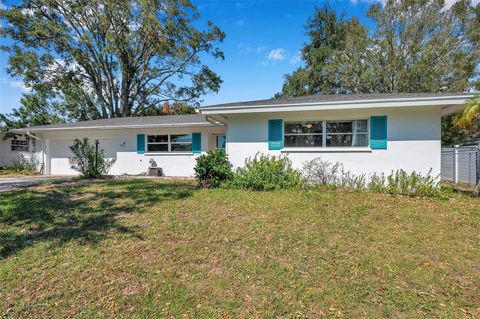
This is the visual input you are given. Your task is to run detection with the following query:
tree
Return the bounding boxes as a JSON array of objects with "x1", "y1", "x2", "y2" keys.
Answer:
[
  {"x1": 0, "y1": 90, "x2": 65, "y2": 138},
  {"x1": 278, "y1": 1, "x2": 480, "y2": 97},
  {"x1": 277, "y1": 5, "x2": 374, "y2": 96},
  {"x1": 367, "y1": 0, "x2": 478, "y2": 93},
  {"x1": 454, "y1": 94, "x2": 480, "y2": 194},
  {"x1": 0, "y1": 0, "x2": 225, "y2": 120},
  {"x1": 441, "y1": 114, "x2": 474, "y2": 147}
]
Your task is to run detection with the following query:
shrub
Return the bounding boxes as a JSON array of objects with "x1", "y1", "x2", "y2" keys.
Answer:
[
  {"x1": 227, "y1": 153, "x2": 303, "y2": 191},
  {"x1": 302, "y1": 158, "x2": 342, "y2": 186},
  {"x1": 383, "y1": 169, "x2": 440, "y2": 197},
  {"x1": 3, "y1": 156, "x2": 36, "y2": 174},
  {"x1": 69, "y1": 138, "x2": 115, "y2": 178},
  {"x1": 194, "y1": 149, "x2": 233, "y2": 188},
  {"x1": 302, "y1": 157, "x2": 443, "y2": 197},
  {"x1": 302, "y1": 158, "x2": 366, "y2": 189}
]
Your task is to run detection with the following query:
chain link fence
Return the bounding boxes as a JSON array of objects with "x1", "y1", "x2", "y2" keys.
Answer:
[{"x1": 441, "y1": 146, "x2": 480, "y2": 185}]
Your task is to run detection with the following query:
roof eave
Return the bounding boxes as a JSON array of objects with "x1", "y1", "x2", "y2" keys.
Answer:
[
  {"x1": 200, "y1": 95, "x2": 474, "y2": 115},
  {"x1": 11, "y1": 122, "x2": 217, "y2": 133}
]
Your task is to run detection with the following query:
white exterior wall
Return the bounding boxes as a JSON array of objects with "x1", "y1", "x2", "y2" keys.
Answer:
[
  {"x1": 0, "y1": 133, "x2": 41, "y2": 169},
  {"x1": 38, "y1": 126, "x2": 225, "y2": 176},
  {"x1": 226, "y1": 106, "x2": 442, "y2": 177}
]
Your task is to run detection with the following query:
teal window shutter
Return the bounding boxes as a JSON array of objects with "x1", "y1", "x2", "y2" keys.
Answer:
[
  {"x1": 137, "y1": 134, "x2": 145, "y2": 154},
  {"x1": 192, "y1": 133, "x2": 201, "y2": 153},
  {"x1": 370, "y1": 116, "x2": 387, "y2": 149},
  {"x1": 268, "y1": 119, "x2": 283, "y2": 150}
]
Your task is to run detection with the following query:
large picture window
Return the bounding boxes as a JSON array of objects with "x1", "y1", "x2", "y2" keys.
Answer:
[
  {"x1": 284, "y1": 120, "x2": 368, "y2": 148},
  {"x1": 147, "y1": 134, "x2": 192, "y2": 153},
  {"x1": 11, "y1": 139, "x2": 29, "y2": 152}
]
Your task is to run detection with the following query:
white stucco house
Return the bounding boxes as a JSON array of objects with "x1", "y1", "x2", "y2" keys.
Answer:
[
  {"x1": 0, "y1": 133, "x2": 36, "y2": 168},
  {"x1": 9, "y1": 93, "x2": 474, "y2": 177}
]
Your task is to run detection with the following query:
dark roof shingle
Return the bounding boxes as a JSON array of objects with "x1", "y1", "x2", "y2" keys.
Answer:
[
  {"x1": 201, "y1": 92, "x2": 473, "y2": 109},
  {"x1": 14, "y1": 114, "x2": 214, "y2": 131}
]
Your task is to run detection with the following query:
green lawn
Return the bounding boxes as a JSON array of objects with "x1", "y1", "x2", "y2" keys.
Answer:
[{"x1": 1, "y1": 180, "x2": 479, "y2": 318}]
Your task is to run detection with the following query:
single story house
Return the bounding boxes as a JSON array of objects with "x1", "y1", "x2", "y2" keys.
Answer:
[
  {"x1": 0, "y1": 133, "x2": 35, "y2": 168},
  {"x1": 10, "y1": 93, "x2": 474, "y2": 177}
]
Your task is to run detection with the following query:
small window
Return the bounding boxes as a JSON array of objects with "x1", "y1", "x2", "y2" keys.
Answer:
[
  {"x1": 11, "y1": 139, "x2": 29, "y2": 152},
  {"x1": 147, "y1": 134, "x2": 192, "y2": 153}
]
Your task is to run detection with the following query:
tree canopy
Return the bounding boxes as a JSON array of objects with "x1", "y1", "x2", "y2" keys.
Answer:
[
  {"x1": 277, "y1": 0, "x2": 480, "y2": 97},
  {"x1": 0, "y1": 91, "x2": 66, "y2": 137},
  {"x1": 0, "y1": 0, "x2": 225, "y2": 120}
]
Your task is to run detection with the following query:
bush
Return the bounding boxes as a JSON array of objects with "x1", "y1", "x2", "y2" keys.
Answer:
[
  {"x1": 3, "y1": 156, "x2": 36, "y2": 174},
  {"x1": 383, "y1": 169, "x2": 440, "y2": 197},
  {"x1": 194, "y1": 149, "x2": 233, "y2": 188},
  {"x1": 302, "y1": 158, "x2": 367, "y2": 189},
  {"x1": 69, "y1": 138, "x2": 115, "y2": 178},
  {"x1": 302, "y1": 157, "x2": 443, "y2": 197},
  {"x1": 227, "y1": 153, "x2": 303, "y2": 191}
]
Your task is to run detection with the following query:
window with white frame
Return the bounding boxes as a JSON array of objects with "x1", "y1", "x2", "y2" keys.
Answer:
[
  {"x1": 147, "y1": 134, "x2": 192, "y2": 152},
  {"x1": 284, "y1": 120, "x2": 368, "y2": 148},
  {"x1": 11, "y1": 139, "x2": 29, "y2": 152},
  {"x1": 284, "y1": 121, "x2": 323, "y2": 147}
]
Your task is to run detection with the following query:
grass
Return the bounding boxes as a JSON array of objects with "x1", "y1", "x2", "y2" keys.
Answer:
[{"x1": 0, "y1": 179, "x2": 479, "y2": 318}]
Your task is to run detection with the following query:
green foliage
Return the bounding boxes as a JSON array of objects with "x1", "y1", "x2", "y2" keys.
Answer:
[
  {"x1": 278, "y1": 1, "x2": 480, "y2": 97},
  {"x1": 0, "y1": 0, "x2": 225, "y2": 120},
  {"x1": 302, "y1": 157, "x2": 444, "y2": 197},
  {"x1": 227, "y1": 153, "x2": 303, "y2": 191},
  {"x1": 0, "y1": 91, "x2": 65, "y2": 137},
  {"x1": 194, "y1": 149, "x2": 233, "y2": 188},
  {"x1": 382, "y1": 169, "x2": 441, "y2": 197},
  {"x1": 172, "y1": 104, "x2": 197, "y2": 115},
  {"x1": 455, "y1": 94, "x2": 480, "y2": 136},
  {"x1": 0, "y1": 157, "x2": 36, "y2": 174},
  {"x1": 69, "y1": 138, "x2": 115, "y2": 179},
  {"x1": 441, "y1": 114, "x2": 475, "y2": 146}
]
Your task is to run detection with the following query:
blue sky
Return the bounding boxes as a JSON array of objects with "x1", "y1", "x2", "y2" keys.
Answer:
[{"x1": 0, "y1": 0, "x2": 377, "y2": 115}]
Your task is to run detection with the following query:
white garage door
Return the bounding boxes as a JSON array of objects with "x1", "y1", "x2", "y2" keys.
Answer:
[{"x1": 49, "y1": 138, "x2": 116, "y2": 175}]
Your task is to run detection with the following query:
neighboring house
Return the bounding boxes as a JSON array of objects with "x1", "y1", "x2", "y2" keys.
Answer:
[
  {"x1": 0, "y1": 133, "x2": 36, "y2": 168},
  {"x1": 12, "y1": 93, "x2": 473, "y2": 177}
]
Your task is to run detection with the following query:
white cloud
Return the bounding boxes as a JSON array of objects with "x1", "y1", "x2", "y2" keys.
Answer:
[
  {"x1": 289, "y1": 51, "x2": 302, "y2": 65},
  {"x1": 267, "y1": 48, "x2": 286, "y2": 61},
  {"x1": 0, "y1": 78, "x2": 29, "y2": 92},
  {"x1": 350, "y1": 0, "x2": 380, "y2": 5},
  {"x1": 237, "y1": 43, "x2": 267, "y2": 55}
]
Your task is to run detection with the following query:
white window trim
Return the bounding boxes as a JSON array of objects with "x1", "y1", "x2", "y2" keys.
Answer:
[
  {"x1": 11, "y1": 139, "x2": 29, "y2": 152},
  {"x1": 146, "y1": 134, "x2": 193, "y2": 153},
  {"x1": 283, "y1": 119, "x2": 370, "y2": 149}
]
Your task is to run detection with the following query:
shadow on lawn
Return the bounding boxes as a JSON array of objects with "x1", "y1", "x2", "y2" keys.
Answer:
[{"x1": 0, "y1": 179, "x2": 198, "y2": 259}]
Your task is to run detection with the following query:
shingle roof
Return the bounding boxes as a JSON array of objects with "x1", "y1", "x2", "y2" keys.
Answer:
[
  {"x1": 14, "y1": 114, "x2": 216, "y2": 132},
  {"x1": 201, "y1": 92, "x2": 473, "y2": 109}
]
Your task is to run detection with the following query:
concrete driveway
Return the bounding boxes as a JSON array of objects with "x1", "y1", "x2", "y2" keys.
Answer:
[{"x1": 0, "y1": 175, "x2": 73, "y2": 193}]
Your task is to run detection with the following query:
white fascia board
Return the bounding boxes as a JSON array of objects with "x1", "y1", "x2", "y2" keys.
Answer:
[
  {"x1": 11, "y1": 122, "x2": 216, "y2": 133},
  {"x1": 200, "y1": 95, "x2": 474, "y2": 115}
]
